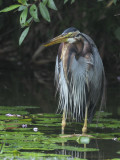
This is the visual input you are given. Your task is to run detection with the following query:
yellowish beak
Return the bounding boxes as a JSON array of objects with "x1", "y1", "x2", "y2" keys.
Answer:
[{"x1": 43, "y1": 33, "x2": 69, "y2": 47}]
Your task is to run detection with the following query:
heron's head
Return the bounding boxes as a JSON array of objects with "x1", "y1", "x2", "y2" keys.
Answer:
[{"x1": 43, "y1": 27, "x2": 82, "y2": 47}]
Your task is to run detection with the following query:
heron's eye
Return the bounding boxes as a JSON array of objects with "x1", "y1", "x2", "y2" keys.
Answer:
[{"x1": 76, "y1": 33, "x2": 81, "y2": 37}]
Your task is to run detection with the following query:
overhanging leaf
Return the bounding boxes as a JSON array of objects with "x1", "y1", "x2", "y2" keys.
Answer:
[
  {"x1": 43, "y1": 0, "x2": 48, "y2": 5},
  {"x1": 39, "y1": 2, "x2": 50, "y2": 22},
  {"x1": 113, "y1": 0, "x2": 117, "y2": 5},
  {"x1": 20, "y1": 7, "x2": 28, "y2": 27},
  {"x1": 64, "y1": 0, "x2": 69, "y2": 4},
  {"x1": 27, "y1": 17, "x2": 33, "y2": 24},
  {"x1": 18, "y1": 5, "x2": 27, "y2": 11},
  {"x1": 71, "y1": 0, "x2": 75, "y2": 4},
  {"x1": 0, "y1": 4, "x2": 21, "y2": 12},
  {"x1": 19, "y1": 17, "x2": 32, "y2": 28},
  {"x1": 47, "y1": 0, "x2": 57, "y2": 10},
  {"x1": 18, "y1": 0, "x2": 27, "y2": 5},
  {"x1": 19, "y1": 27, "x2": 29, "y2": 45},
  {"x1": 29, "y1": 4, "x2": 40, "y2": 22}
]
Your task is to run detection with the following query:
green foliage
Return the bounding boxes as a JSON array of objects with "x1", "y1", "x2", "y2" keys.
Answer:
[
  {"x1": 19, "y1": 27, "x2": 29, "y2": 45},
  {"x1": 20, "y1": 7, "x2": 28, "y2": 27},
  {"x1": 18, "y1": 5, "x2": 27, "y2": 11},
  {"x1": 0, "y1": 4, "x2": 21, "y2": 12},
  {"x1": 30, "y1": 4, "x2": 39, "y2": 22},
  {"x1": 0, "y1": 0, "x2": 58, "y2": 45},
  {"x1": 18, "y1": 0, "x2": 27, "y2": 5},
  {"x1": 47, "y1": 0, "x2": 58, "y2": 10},
  {"x1": 39, "y1": 2, "x2": 51, "y2": 22},
  {"x1": 0, "y1": 0, "x2": 119, "y2": 50}
]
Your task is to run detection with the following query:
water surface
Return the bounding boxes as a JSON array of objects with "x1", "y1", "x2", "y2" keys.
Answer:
[{"x1": 0, "y1": 68, "x2": 120, "y2": 160}]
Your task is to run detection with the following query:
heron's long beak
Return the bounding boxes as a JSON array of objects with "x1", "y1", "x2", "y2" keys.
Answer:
[{"x1": 43, "y1": 34, "x2": 69, "y2": 47}]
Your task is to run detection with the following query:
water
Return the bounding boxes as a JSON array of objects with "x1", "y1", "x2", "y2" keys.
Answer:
[{"x1": 0, "y1": 67, "x2": 120, "y2": 160}]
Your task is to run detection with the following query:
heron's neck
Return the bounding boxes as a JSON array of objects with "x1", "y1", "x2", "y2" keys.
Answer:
[{"x1": 61, "y1": 43, "x2": 70, "y2": 81}]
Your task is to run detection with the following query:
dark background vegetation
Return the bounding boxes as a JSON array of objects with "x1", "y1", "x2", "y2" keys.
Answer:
[{"x1": 0, "y1": 0, "x2": 120, "y2": 112}]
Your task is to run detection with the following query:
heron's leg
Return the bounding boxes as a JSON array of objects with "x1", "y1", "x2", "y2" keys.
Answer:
[
  {"x1": 82, "y1": 106, "x2": 88, "y2": 134},
  {"x1": 82, "y1": 76, "x2": 89, "y2": 134},
  {"x1": 84, "y1": 144, "x2": 87, "y2": 159},
  {"x1": 61, "y1": 110, "x2": 66, "y2": 134}
]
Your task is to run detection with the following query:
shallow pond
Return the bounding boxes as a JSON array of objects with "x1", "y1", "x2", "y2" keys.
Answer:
[{"x1": 0, "y1": 69, "x2": 120, "y2": 160}]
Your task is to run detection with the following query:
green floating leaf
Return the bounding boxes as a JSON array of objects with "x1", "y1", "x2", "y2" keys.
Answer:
[
  {"x1": 0, "y1": 4, "x2": 21, "y2": 12},
  {"x1": 55, "y1": 145, "x2": 99, "y2": 152},
  {"x1": 19, "y1": 27, "x2": 29, "y2": 45},
  {"x1": 91, "y1": 132, "x2": 115, "y2": 140},
  {"x1": 114, "y1": 27, "x2": 120, "y2": 40},
  {"x1": 39, "y1": 2, "x2": 51, "y2": 22},
  {"x1": 13, "y1": 150, "x2": 20, "y2": 157},
  {"x1": 19, "y1": 152, "x2": 70, "y2": 158},
  {"x1": 48, "y1": 0, "x2": 57, "y2": 10},
  {"x1": 94, "y1": 111, "x2": 112, "y2": 118},
  {"x1": 77, "y1": 136, "x2": 90, "y2": 144},
  {"x1": 20, "y1": 7, "x2": 28, "y2": 27},
  {"x1": 30, "y1": 4, "x2": 40, "y2": 22},
  {"x1": 42, "y1": 113, "x2": 61, "y2": 118},
  {"x1": 64, "y1": 0, "x2": 69, "y2": 4}
]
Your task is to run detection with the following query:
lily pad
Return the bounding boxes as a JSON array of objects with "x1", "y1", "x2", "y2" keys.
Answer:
[{"x1": 0, "y1": 106, "x2": 120, "y2": 159}]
